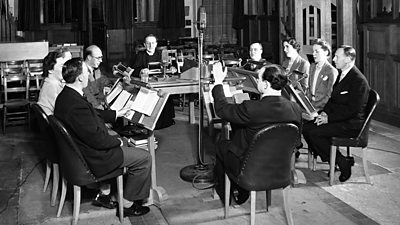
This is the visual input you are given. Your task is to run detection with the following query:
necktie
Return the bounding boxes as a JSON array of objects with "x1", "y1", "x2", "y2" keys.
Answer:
[{"x1": 333, "y1": 71, "x2": 342, "y2": 87}]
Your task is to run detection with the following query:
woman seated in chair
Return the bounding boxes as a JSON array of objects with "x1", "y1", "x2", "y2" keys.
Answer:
[
  {"x1": 211, "y1": 63, "x2": 302, "y2": 205},
  {"x1": 37, "y1": 47, "x2": 72, "y2": 115}
]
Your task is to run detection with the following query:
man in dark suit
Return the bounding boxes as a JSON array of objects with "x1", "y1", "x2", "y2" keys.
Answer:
[
  {"x1": 54, "y1": 58, "x2": 151, "y2": 217},
  {"x1": 302, "y1": 45, "x2": 370, "y2": 182},
  {"x1": 212, "y1": 63, "x2": 302, "y2": 205}
]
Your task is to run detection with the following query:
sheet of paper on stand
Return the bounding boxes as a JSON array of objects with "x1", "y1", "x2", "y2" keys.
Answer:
[
  {"x1": 129, "y1": 87, "x2": 160, "y2": 116},
  {"x1": 106, "y1": 81, "x2": 123, "y2": 105},
  {"x1": 110, "y1": 90, "x2": 132, "y2": 111}
]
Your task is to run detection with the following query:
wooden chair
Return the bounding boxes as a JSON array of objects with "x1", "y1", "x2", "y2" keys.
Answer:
[
  {"x1": 224, "y1": 123, "x2": 299, "y2": 225},
  {"x1": 31, "y1": 104, "x2": 60, "y2": 207},
  {"x1": 328, "y1": 89, "x2": 380, "y2": 185},
  {"x1": 48, "y1": 116, "x2": 124, "y2": 224},
  {"x1": 1, "y1": 60, "x2": 30, "y2": 134},
  {"x1": 26, "y1": 59, "x2": 43, "y2": 101}
]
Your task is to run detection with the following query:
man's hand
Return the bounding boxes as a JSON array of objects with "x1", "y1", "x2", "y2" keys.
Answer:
[
  {"x1": 116, "y1": 106, "x2": 131, "y2": 118},
  {"x1": 314, "y1": 111, "x2": 328, "y2": 126},
  {"x1": 212, "y1": 62, "x2": 227, "y2": 84},
  {"x1": 302, "y1": 112, "x2": 316, "y2": 121}
]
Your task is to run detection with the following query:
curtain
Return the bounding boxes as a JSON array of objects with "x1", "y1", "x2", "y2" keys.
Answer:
[
  {"x1": 71, "y1": 0, "x2": 88, "y2": 31},
  {"x1": 232, "y1": 0, "x2": 245, "y2": 30},
  {"x1": 105, "y1": 0, "x2": 133, "y2": 29},
  {"x1": 158, "y1": 0, "x2": 185, "y2": 28},
  {"x1": 17, "y1": 0, "x2": 41, "y2": 31}
]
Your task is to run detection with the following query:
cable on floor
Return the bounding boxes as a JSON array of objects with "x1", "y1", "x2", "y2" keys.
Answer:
[{"x1": 0, "y1": 158, "x2": 44, "y2": 215}]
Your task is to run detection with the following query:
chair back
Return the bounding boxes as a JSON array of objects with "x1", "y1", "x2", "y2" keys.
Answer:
[
  {"x1": 356, "y1": 89, "x2": 380, "y2": 147},
  {"x1": 48, "y1": 115, "x2": 97, "y2": 186},
  {"x1": 235, "y1": 123, "x2": 299, "y2": 191},
  {"x1": 1, "y1": 60, "x2": 29, "y2": 101},
  {"x1": 31, "y1": 104, "x2": 58, "y2": 163}
]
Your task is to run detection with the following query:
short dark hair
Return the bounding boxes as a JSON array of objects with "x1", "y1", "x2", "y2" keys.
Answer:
[
  {"x1": 42, "y1": 47, "x2": 69, "y2": 78},
  {"x1": 283, "y1": 38, "x2": 301, "y2": 52},
  {"x1": 339, "y1": 45, "x2": 356, "y2": 61},
  {"x1": 312, "y1": 38, "x2": 331, "y2": 56},
  {"x1": 62, "y1": 58, "x2": 83, "y2": 84},
  {"x1": 261, "y1": 64, "x2": 288, "y2": 90},
  {"x1": 144, "y1": 34, "x2": 157, "y2": 43}
]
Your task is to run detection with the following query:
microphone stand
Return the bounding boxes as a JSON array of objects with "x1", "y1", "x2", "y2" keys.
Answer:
[{"x1": 180, "y1": 21, "x2": 214, "y2": 184}]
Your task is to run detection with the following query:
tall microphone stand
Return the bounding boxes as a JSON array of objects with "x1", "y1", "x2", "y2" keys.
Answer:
[{"x1": 180, "y1": 13, "x2": 214, "y2": 184}]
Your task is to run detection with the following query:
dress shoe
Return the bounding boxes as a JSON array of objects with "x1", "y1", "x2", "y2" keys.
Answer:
[
  {"x1": 338, "y1": 158, "x2": 352, "y2": 182},
  {"x1": 92, "y1": 192, "x2": 117, "y2": 209},
  {"x1": 119, "y1": 201, "x2": 150, "y2": 217},
  {"x1": 231, "y1": 185, "x2": 250, "y2": 205}
]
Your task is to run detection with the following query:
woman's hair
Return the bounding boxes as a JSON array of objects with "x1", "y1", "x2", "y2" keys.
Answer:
[
  {"x1": 42, "y1": 47, "x2": 70, "y2": 77},
  {"x1": 62, "y1": 58, "x2": 83, "y2": 84},
  {"x1": 261, "y1": 64, "x2": 288, "y2": 90},
  {"x1": 312, "y1": 38, "x2": 331, "y2": 56},
  {"x1": 282, "y1": 38, "x2": 301, "y2": 53}
]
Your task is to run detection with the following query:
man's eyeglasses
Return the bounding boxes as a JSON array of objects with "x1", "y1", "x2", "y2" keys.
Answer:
[{"x1": 92, "y1": 56, "x2": 103, "y2": 60}]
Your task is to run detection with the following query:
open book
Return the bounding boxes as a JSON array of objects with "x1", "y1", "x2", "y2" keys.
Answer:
[
  {"x1": 124, "y1": 87, "x2": 160, "y2": 119},
  {"x1": 106, "y1": 80, "x2": 160, "y2": 118}
]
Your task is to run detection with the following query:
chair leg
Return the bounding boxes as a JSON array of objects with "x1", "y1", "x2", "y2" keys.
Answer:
[
  {"x1": 51, "y1": 163, "x2": 59, "y2": 207},
  {"x1": 329, "y1": 146, "x2": 338, "y2": 186},
  {"x1": 72, "y1": 185, "x2": 81, "y2": 225},
  {"x1": 312, "y1": 156, "x2": 317, "y2": 171},
  {"x1": 224, "y1": 173, "x2": 230, "y2": 218},
  {"x1": 250, "y1": 191, "x2": 256, "y2": 225},
  {"x1": 282, "y1": 186, "x2": 294, "y2": 225},
  {"x1": 57, "y1": 176, "x2": 67, "y2": 217},
  {"x1": 3, "y1": 106, "x2": 6, "y2": 134},
  {"x1": 290, "y1": 152, "x2": 297, "y2": 185},
  {"x1": 307, "y1": 150, "x2": 313, "y2": 169},
  {"x1": 117, "y1": 175, "x2": 124, "y2": 222},
  {"x1": 265, "y1": 190, "x2": 271, "y2": 211},
  {"x1": 43, "y1": 160, "x2": 51, "y2": 192},
  {"x1": 362, "y1": 147, "x2": 372, "y2": 184}
]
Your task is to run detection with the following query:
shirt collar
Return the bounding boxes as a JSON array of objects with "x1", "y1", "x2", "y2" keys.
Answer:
[{"x1": 65, "y1": 84, "x2": 84, "y2": 96}]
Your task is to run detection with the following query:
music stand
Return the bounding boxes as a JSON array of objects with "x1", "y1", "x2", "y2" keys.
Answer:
[{"x1": 227, "y1": 67, "x2": 260, "y2": 94}]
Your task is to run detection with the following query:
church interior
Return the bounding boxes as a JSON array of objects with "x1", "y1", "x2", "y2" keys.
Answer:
[{"x1": 1, "y1": 0, "x2": 400, "y2": 224}]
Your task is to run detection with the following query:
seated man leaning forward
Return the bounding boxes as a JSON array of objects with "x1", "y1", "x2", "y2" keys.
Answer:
[
  {"x1": 212, "y1": 63, "x2": 302, "y2": 205},
  {"x1": 54, "y1": 58, "x2": 152, "y2": 217}
]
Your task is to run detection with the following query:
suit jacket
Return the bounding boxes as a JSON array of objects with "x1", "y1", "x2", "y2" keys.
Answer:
[
  {"x1": 131, "y1": 50, "x2": 161, "y2": 78},
  {"x1": 306, "y1": 61, "x2": 338, "y2": 111},
  {"x1": 54, "y1": 86, "x2": 123, "y2": 177},
  {"x1": 323, "y1": 66, "x2": 370, "y2": 129},
  {"x1": 282, "y1": 55, "x2": 310, "y2": 91},
  {"x1": 212, "y1": 84, "x2": 302, "y2": 158}
]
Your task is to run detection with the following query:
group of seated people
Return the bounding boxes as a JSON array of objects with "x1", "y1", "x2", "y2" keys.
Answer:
[
  {"x1": 213, "y1": 38, "x2": 369, "y2": 205},
  {"x1": 35, "y1": 34, "x2": 369, "y2": 217}
]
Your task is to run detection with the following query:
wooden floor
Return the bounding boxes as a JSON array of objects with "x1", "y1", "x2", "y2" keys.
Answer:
[{"x1": 1, "y1": 110, "x2": 400, "y2": 225}]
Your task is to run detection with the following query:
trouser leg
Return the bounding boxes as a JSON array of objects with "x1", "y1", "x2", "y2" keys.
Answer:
[{"x1": 121, "y1": 146, "x2": 152, "y2": 201}]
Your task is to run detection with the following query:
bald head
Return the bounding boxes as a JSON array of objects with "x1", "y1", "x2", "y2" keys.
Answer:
[{"x1": 84, "y1": 45, "x2": 103, "y2": 69}]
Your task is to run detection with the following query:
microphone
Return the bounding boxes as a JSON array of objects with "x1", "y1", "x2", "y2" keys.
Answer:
[
  {"x1": 197, "y1": 6, "x2": 206, "y2": 31},
  {"x1": 161, "y1": 49, "x2": 169, "y2": 64}
]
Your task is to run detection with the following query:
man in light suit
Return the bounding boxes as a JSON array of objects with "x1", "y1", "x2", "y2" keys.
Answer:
[
  {"x1": 302, "y1": 45, "x2": 370, "y2": 182},
  {"x1": 212, "y1": 63, "x2": 302, "y2": 205},
  {"x1": 305, "y1": 39, "x2": 338, "y2": 112},
  {"x1": 54, "y1": 58, "x2": 152, "y2": 217}
]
